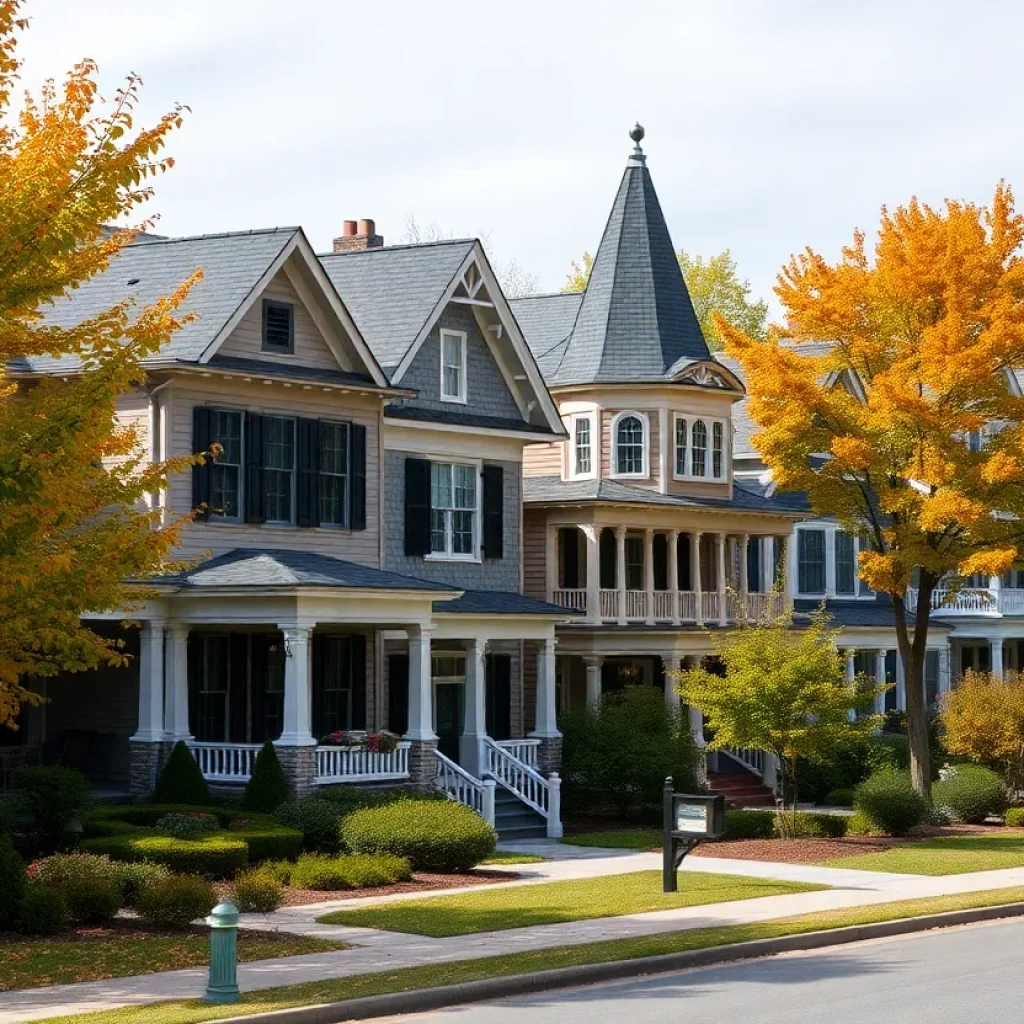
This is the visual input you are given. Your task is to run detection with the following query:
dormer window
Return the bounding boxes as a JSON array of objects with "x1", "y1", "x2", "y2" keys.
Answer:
[
  {"x1": 673, "y1": 414, "x2": 728, "y2": 480},
  {"x1": 612, "y1": 412, "x2": 647, "y2": 477},
  {"x1": 440, "y1": 328, "x2": 467, "y2": 403},
  {"x1": 568, "y1": 412, "x2": 596, "y2": 479},
  {"x1": 262, "y1": 300, "x2": 294, "y2": 354}
]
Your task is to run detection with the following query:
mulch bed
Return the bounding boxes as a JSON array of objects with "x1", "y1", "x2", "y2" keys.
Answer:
[{"x1": 0, "y1": 919, "x2": 274, "y2": 945}]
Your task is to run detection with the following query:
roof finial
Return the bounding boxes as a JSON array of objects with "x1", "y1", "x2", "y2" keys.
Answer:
[{"x1": 629, "y1": 122, "x2": 645, "y2": 150}]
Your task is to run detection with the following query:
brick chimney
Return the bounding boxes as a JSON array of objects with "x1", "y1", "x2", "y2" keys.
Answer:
[{"x1": 332, "y1": 218, "x2": 384, "y2": 253}]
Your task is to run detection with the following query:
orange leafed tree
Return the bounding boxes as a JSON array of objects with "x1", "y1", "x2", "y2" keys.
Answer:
[
  {"x1": 0, "y1": 1, "x2": 198, "y2": 725},
  {"x1": 720, "y1": 184, "x2": 1024, "y2": 797}
]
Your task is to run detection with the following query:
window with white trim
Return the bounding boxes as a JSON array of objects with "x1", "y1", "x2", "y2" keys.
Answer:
[
  {"x1": 613, "y1": 413, "x2": 646, "y2": 476},
  {"x1": 210, "y1": 410, "x2": 242, "y2": 520},
  {"x1": 319, "y1": 421, "x2": 350, "y2": 527},
  {"x1": 674, "y1": 417, "x2": 687, "y2": 475},
  {"x1": 692, "y1": 420, "x2": 708, "y2": 476},
  {"x1": 439, "y1": 329, "x2": 467, "y2": 403},
  {"x1": 673, "y1": 414, "x2": 729, "y2": 480},
  {"x1": 430, "y1": 461, "x2": 477, "y2": 557},
  {"x1": 568, "y1": 412, "x2": 596, "y2": 479},
  {"x1": 263, "y1": 415, "x2": 295, "y2": 524}
]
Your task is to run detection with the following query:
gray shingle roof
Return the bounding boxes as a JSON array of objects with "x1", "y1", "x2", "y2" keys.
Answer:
[
  {"x1": 541, "y1": 143, "x2": 710, "y2": 387},
  {"x1": 319, "y1": 240, "x2": 475, "y2": 373},
  {"x1": 434, "y1": 590, "x2": 582, "y2": 616},
  {"x1": 10, "y1": 228, "x2": 298, "y2": 375},
  {"x1": 509, "y1": 292, "x2": 583, "y2": 377},
  {"x1": 206, "y1": 355, "x2": 380, "y2": 387},
  {"x1": 715, "y1": 354, "x2": 757, "y2": 453},
  {"x1": 149, "y1": 548, "x2": 456, "y2": 592},
  {"x1": 384, "y1": 405, "x2": 559, "y2": 435}
]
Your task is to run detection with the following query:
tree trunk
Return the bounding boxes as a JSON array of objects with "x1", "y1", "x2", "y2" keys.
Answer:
[{"x1": 893, "y1": 586, "x2": 933, "y2": 800}]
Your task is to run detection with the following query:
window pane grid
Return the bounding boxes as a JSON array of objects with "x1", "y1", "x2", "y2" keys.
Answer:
[
  {"x1": 441, "y1": 334, "x2": 464, "y2": 400},
  {"x1": 319, "y1": 422, "x2": 349, "y2": 526},
  {"x1": 574, "y1": 417, "x2": 591, "y2": 475},
  {"x1": 712, "y1": 422, "x2": 724, "y2": 478},
  {"x1": 835, "y1": 531, "x2": 856, "y2": 594},
  {"x1": 675, "y1": 418, "x2": 687, "y2": 475},
  {"x1": 692, "y1": 420, "x2": 708, "y2": 477},
  {"x1": 798, "y1": 529, "x2": 826, "y2": 594},
  {"x1": 615, "y1": 415, "x2": 644, "y2": 475},
  {"x1": 429, "y1": 462, "x2": 477, "y2": 556},
  {"x1": 210, "y1": 411, "x2": 242, "y2": 519}
]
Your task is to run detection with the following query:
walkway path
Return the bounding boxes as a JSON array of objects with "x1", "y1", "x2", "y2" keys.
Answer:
[{"x1": 7, "y1": 845, "x2": 1024, "y2": 1024}]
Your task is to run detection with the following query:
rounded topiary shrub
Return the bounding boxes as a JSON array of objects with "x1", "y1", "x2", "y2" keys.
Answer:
[
  {"x1": 63, "y1": 877, "x2": 121, "y2": 924},
  {"x1": 341, "y1": 799, "x2": 496, "y2": 873},
  {"x1": 932, "y1": 766, "x2": 1008, "y2": 824},
  {"x1": 1005, "y1": 807, "x2": 1024, "y2": 828},
  {"x1": 275, "y1": 797, "x2": 343, "y2": 853},
  {"x1": 241, "y1": 741, "x2": 289, "y2": 813},
  {"x1": 153, "y1": 742, "x2": 209, "y2": 806},
  {"x1": 137, "y1": 874, "x2": 215, "y2": 929},
  {"x1": 18, "y1": 881, "x2": 69, "y2": 935},
  {"x1": 0, "y1": 836, "x2": 27, "y2": 928},
  {"x1": 854, "y1": 770, "x2": 927, "y2": 836},
  {"x1": 232, "y1": 869, "x2": 283, "y2": 913}
]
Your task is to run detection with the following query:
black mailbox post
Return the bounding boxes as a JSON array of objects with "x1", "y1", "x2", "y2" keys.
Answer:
[{"x1": 662, "y1": 776, "x2": 725, "y2": 892}]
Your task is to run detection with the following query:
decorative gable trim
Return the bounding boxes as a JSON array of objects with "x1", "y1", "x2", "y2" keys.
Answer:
[{"x1": 672, "y1": 360, "x2": 744, "y2": 392}]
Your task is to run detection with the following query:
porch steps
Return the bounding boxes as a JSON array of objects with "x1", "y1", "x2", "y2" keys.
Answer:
[
  {"x1": 706, "y1": 770, "x2": 776, "y2": 809},
  {"x1": 493, "y1": 786, "x2": 547, "y2": 839}
]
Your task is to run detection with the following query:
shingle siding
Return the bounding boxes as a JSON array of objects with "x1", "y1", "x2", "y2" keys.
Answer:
[{"x1": 383, "y1": 449, "x2": 521, "y2": 591}]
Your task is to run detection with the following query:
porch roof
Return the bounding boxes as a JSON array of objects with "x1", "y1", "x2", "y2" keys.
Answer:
[
  {"x1": 147, "y1": 549, "x2": 459, "y2": 594},
  {"x1": 793, "y1": 595, "x2": 951, "y2": 630},
  {"x1": 433, "y1": 589, "x2": 583, "y2": 617}
]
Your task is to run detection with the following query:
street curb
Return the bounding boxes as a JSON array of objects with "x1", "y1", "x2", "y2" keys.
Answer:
[{"x1": 215, "y1": 901, "x2": 1024, "y2": 1024}]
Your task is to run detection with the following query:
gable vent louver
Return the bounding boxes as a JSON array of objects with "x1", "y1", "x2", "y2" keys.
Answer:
[{"x1": 263, "y1": 301, "x2": 294, "y2": 353}]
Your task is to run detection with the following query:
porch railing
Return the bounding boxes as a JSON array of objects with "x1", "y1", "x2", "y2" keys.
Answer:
[
  {"x1": 314, "y1": 742, "x2": 411, "y2": 783},
  {"x1": 653, "y1": 590, "x2": 675, "y2": 620},
  {"x1": 906, "y1": 587, "x2": 1024, "y2": 617},
  {"x1": 551, "y1": 588, "x2": 784, "y2": 624},
  {"x1": 701, "y1": 592, "x2": 720, "y2": 622},
  {"x1": 483, "y1": 738, "x2": 562, "y2": 838},
  {"x1": 677, "y1": 590, "x2": 697, "y2": 621},
  {"x1": 625, "y1": 590, "x2": 646, "y2": 620},
  {"x1": 599, "y1": 589, "x2": 619, "y2": 619},
  {"x1": 434, "y1": 748, "x2": 495, "y2": 825},
  {"x1": 721, "y1": 745, "x2": 765, "y2": 777},
  {"x1": 188, "y1": 742, "x2": 261, "y2": 782},
  {"x1": 495, "y1": 738, "x2": 540, "y2": 767},
  {"x1": 552, "y1": 588, "x2": 587, "y2": 612}
]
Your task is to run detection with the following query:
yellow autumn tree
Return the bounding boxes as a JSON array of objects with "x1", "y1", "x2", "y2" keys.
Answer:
[
  {"x1": 720, "y1": 185, "x2": 1024, "y2": 797},
  {"x1": 0, "y1": 1, "x2": 198, "y2": 725}
]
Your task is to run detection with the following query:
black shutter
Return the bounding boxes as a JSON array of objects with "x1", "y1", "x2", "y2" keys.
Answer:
[
  {"x1": 191, "y1": 407, "x2": 213, "y2": 520},
  {"x1": 404, "y1": 457, "x2": 431, "y2": 556},
  {"x1": 599, "y1": 527, "x2": 616, "y2": 589},
  {"x1": 244, "y1": 412, "x2": 265, "y2": 524},
  {"x1": 482, "y1": 464, "x2": 504, "y2": 559},
  {"x1": 485, "y1": 654, "x2": 512, "y2": 740},
  {"x1": 296, "y1": 418, "x2": 321, "y2": 528},
  {"x1": 560, "y1": 527, "x2": 580, "y2": 589},
  {"x1": 228, "y1": 634, "x2": 248, "y2": 744},
  {"x1": 653, "y1": 533, "x2": 668, "y2": 591},
  {"x1": 350, "y1": 633, "x2": 367, "y2": 731},
  {"x1": 311, "y1": 634, "x2": 326, "y2": 740},
  {"x1": 387, "y1": 654, "x2": 409, "y2": 735},
  {"x1": 350, "y1": 423, "x2": 367, "y2": 530}
]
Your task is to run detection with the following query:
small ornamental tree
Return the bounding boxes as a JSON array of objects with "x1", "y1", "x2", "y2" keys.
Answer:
[
  {"x1": 677, "y1": 609, "x2": 884, "y2": 832},
  {"x1": 940, "y1": 670, "x2": 1024, "y2": 792},
  {"x1": 241, "y1": 740, "x2": 289, "y2": 812},
  {"x1": 153, "y1": 741, "x2": 209, "y2": 806}
]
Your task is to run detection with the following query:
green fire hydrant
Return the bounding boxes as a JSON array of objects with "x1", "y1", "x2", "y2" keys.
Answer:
[{"x1": 205, "y1": 900, "x2": 240, "y2": 1004}]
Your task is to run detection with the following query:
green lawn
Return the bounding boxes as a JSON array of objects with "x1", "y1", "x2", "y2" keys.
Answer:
[
  {"x1": 33, "y1": 885, "x2": 1024, "y2": 1024},
  {"x1": 826, "y1": 832, "x2": 1024, "y2": 875},
  {"x1": 481, "y1": 852, "x2": 549, "y2": 865},
  {"x1": 315, "y1": 870, "x2": 823, "y2": 936},
  {"x1": 0, "y1": 933, "x2": 349, "y2": 992},
  {"x1": 561, "y1": 830, "x2": 661, "y2": 850}
]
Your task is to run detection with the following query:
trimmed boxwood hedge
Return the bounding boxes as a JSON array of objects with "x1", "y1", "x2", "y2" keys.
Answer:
[
  {"x1": 722, "y1": 809, "x2": 774, "y2": 840},
  {"x1": 341, "y1": 799, "x2": 496, "y2": 873},
  {"x1": 80, "y1": 833, "x2": 250, "y2": 877}
]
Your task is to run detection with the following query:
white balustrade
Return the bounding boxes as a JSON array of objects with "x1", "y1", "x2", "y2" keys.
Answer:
[
  {"x1": 1000, "y1": 589, "x2": 1024, "y2": 615},
  {"x1": 652, "y1": 590, "x2": 675, "y2": 621},
  {"x1": 483, "y1": 738, "x2": 562, "y2": 838},
  {"x1": 701, "y1": 592, "x2": 720, "y2": 622},
  {"x1": 599, "y1": 589, "x2": 619, "y2": 619},
  {"x1": 677, "y1": 591, "x2": 697, "y2": 621},
  {"x1": 722, "y1": 745, "x2": 765, "y2": 777},
  {"x1": 625, "y1": 590, "x2": 646, "y2": 620},
  {"x1": 495, "y1": 738, "x2": 540, "y2": 767},
  {"x1": 908, "y1": 588, "x2": 999, "y2": 615},
  {"x1": 745, "y1": 592, "x2": 785, "y2": 620},
  {"x1": 552, "y1": 588, "x2": 587, "y2": 612},
  {"x1": 188, "y1": 742, "x2": 261, "y2": 782},
  {"x1": 314, "y1": 742, "x2": 411, "y2": 783},
  {"x1": 434, "y1": 748, "x2": 495, "y2": 825}
]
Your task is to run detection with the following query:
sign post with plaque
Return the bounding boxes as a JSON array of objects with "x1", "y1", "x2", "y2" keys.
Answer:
[{"x1": 662, "y1": 776, "x2": 725, "y2": 892}]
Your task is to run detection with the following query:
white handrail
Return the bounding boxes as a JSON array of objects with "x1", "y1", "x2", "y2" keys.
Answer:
[
  {"x1": 625, "y1": 590, "x2": 646, "y2": 620},
  {"x1": 314, "y1": 742, "x2": 410, "y2": 783},
  {"x1": 494, "y1": 738, "x2": 540, "y2": 767},
  {"x1": 433, "y1": 748, "x2": 495, "y2": 826},
  {"x1": 722, "y1": 745, "x2": 765, "y2": 777},
  {"x1": 552, "y1": 588, "x2": 587, "y2": 612},
  {"x1": 599, "y1": 589, "x2": 619, "y2": 618},
  {"x1": 482, "y1": 738, "x2": 562, "y2": 838},
  {"x1": 187, "y1": 741, "x2": 261, "y2": 782}
]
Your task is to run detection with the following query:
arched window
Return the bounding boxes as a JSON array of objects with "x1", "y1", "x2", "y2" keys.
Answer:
[
  {"x1": 691, "y1": 420, "x2": 708, "y2": 477},
  {"x1": 614, "y1": 414, "x2": 645, "y2": 476}
]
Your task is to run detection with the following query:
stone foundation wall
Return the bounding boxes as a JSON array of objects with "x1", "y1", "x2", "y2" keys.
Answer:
[
  {"x1": 535, "y1": 735, "x2": 562, "y2": 776},
  {"x1": 407, "y1": 738, "x2": 439, "y2": 787},
  {"x1": 128, "y1": 739, "x2": 172, "y2": 797},
  {"x1": 274, "y1": 745, "x2": 317, "y2": 798}
]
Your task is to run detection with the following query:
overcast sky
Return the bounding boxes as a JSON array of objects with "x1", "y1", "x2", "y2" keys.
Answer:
[{"x1": 17, "y1": 0, "x2": 1024, "y2": 312}]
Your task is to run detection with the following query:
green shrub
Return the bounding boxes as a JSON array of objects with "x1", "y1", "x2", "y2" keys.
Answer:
[
  {"x1": 154, "y1": 812, "x2": 221, "y2": 838},
  {"x1": 342, "y1": 799, "x2": 495, "y2": 873},
  {"x1": 823, "y1": 788, "x2": 856, "y2": 807},
  {"x1": 289, "y1": 852, "x2": 412, "y2": 891},
  {"x1": 85, "y1": 804, "x2": 233, "y2": 834},
  {"x1": 232, "y1": 869, "x2": 283, "y2": 913},
  {"x1": 854, "y1": 770, "x2": 927, "y2": 836},
  {"x1": 32, "y1": 852, "x2": 117, "y2": 892},
  {"x1": 14, "y1": 765, "x2": 92, "y2": 846},
  {"x1": 63, "y1": 877, "x2": 121, "y2": 924},
  {"x1": 1005, "y1": 807, "x2": 1024, "y2": 828},
  {"x1": 153, "y1": 742, "x2": 210, "y2": 806},
  {"x1": 110, "y1": 860, "x2": 171, "y2": 908},
  {"x1": 561, "y1": 686, "x2": 700, "y2": 821},
  {"x1": 137, "y1": 874, "x2": 215, "y2": 929},
  {"x1": 81, "y1": 834, "x2": 249, "y2": 878},
  {"x1": 0, "y1": 835, "x2": 27, "y2": 927},
  {"x1": 258, "y1": 859, "x2": 294, "y2": 885},
  {"x1": 241, "y1": 741, "x2": 289, "y2": 813},
  {"x1": 774, "y1": 811, "x2": 848, "y2": 839},
  {"x1": 722, "y1": 809, "x2": 774, "y2": 840},
  {"x1": 17, "y1": 882, "x2": 68, "y2": 936},
  {"x1": 276, "y1": 798, "x2": 343, "y2": 853},
  {"x1": 846, "y1": 810, "x2": 885, "y2": 836},
  {"x1": 932, "y1": 765, "x2": 1008, "y2": 824},
  {"x1": 229, "y1": 822, "x2": 302, "y2": 863}
]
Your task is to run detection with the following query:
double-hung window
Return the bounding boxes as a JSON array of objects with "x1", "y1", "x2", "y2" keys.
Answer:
[
  {"x1": 573, "y1": 416, "x2": 592, "y2": 476},
  {"x1": 798, "y1": 529, "x2": 826, "y2": 594},
  {"x1": 319, "y1": 421, "x2": 350, "y2": 527},
  {"x1": 440, "y1": 329, "x2": 467, "y2": 403},
  {"x1": 263, "y1": 415, "x2": 295, "y2": 524},
  {"x1": 210, "y1": 410, "x2": 242, "y2": 520},
  {"x1": 430, "y1": 462, "x2": 477, "y2": 557},
  {"x1": 835, "y1": 530, "x2": 856, "y2": 595},
  {"x1": 712, "y1": 422, "x2": 724, "y2": 477},
  {"x1": 674, "y1": 418, "x2": 687, "y2": 475},
  {"x1": 673, "y1": 415, "x2": 728, "y2": 480},
  {"x1": 614, "y1": 414, "x2": 645, "y2": 475},
  {"x1": 691, "y1": 420, "x2": 708, "y2": 477}
]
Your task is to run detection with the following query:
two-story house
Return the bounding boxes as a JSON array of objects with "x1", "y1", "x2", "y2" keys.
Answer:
[{"x1": 7, "y1": 221, "x2": 570, "y2": 836}]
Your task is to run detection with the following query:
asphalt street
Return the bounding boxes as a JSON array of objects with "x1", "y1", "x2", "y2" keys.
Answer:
[{"x1": 375, "y1": 918, "x2": 1024, "y2": 1024}]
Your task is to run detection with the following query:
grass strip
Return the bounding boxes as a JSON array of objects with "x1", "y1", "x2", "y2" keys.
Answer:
[
  {"x1": 481, "y1": 852, "x2": 549, "y2": 864},
  {"x1": 0, "y1": 934, "x2": 349, "y2": 992},
  {"x1": 33, "y1": 885, "x2": 1024, "y2": 1024},
  {"x1": 823, "y1": 832, "x2": 1024, "y2": 875},
  {"x1": 316, "y1": 870, "x2": 823, "y2": 936},
  {"x1": 560, "y1": 830, "x2": 661, "y2": 850}
]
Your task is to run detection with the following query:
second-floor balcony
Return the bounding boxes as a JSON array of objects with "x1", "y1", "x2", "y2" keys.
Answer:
[
  {"x1": 552, "y1": 587, "x2": 786, "y2": 624},
  {"x1": 906, "y1": 586, "x2": 1024, "y2": 617}
]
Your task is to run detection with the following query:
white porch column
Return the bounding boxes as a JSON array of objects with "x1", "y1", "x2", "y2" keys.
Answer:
[
  {"x1": 644, "y1": 527, "x2": 656, "y2": 625},
  {"x1": 582, "y1": 524, "x2": 601, "y2": 624},
  {"x1": 762, "y1": 537, "x2": 774, "y2": 593},
  {"x1": 615, "y1": 525, "x2": 627, "y2": 625},
  {"x1": 584, "y1": 655, "x2": 604, "y2": 707},
  {"x1": 939, "y1": 645, "x2": 952, "y2": 694},
  {"x1": 845, "y1": 650, "x2": 857, "y2": 722},
  {"x1": 404, "y1": 625, "x2": 436, "y2": 741},
  {"x1": 896, "y1": 651, "x2": 906, "y2": 710},
  {"x1": 545, "y1": 523, "x2": 558, "y2": 601},
  {"x1": 992, "y1": 637, "x2": 1005, "y2": 677},
  {"x1": 875, "y1": 649, "x2": 888, "y2": 716},
  {"x1": 740, "y1": 534, "x2": 750, "y2": 600},
  {"x1": 460, "y1": 637, "x2": 487, "y2": 776},
  {"x1": 132, "y1": 620, "x2": 166, "y2": 742},
  {"x1": 716, "y1": 532, "x2": 728, "y2": 626},
  {"x1": 164, "y1": 623, "x2": 192, "y2": 742},
  {"x1": 661, "y1": 653, "x2": 682, "y2": 710},
  {"x1": 693, "y1": 531, "x2": 704, "y2": 625},
  {"x1": 531, "y1": 635, "x2": 560, "y2": 737},
  {"x1": 668, "y1": 531, "x2": 681, "y2": 625},
  {"x1": 277, "y1": 625, "x2": 316, "y2": 747}
]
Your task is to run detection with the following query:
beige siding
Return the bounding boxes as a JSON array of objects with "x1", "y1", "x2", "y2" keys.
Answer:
[
  {"x1": 523, "y1": 508, "x2": 547, "y2": 600},
  {"x1": 523, "y1": 440, "x2": 564, "y2": 478},
  {"x1": 217, "y1": 268, "x2": 342, "y2": 371},
  {"x1": 106, "y1": 390, "x2": 150, "y2": 470},
  {"x1": 601, "y1": 408, "x2": 658, "y2": 489},
  {"x1": 165, "y1": 376, "x2": 382, "y2": 565}
]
